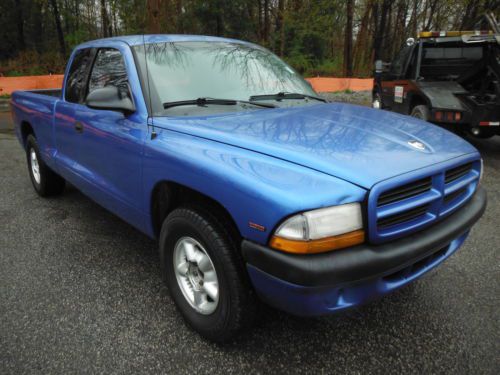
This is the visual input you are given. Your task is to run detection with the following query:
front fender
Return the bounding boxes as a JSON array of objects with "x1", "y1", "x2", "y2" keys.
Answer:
[{"x1": 142, "y1": 128, "x2": 367, "y2": 244}]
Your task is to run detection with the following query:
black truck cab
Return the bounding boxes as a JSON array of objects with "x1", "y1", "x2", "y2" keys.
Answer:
[{"x1": 374, "y1": 31, "x2": 500, "y2": 139}]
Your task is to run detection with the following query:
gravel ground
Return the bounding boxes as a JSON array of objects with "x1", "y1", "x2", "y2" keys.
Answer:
[
  {"x1": 0, "y1": 111, "x2": 499, "y2": 374},
  {"x1": 321, "y1": 90, "x2": 372, "y2": 106}
]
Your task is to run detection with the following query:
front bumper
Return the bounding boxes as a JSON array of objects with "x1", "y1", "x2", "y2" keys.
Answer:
[{"x1": 242, "y1": 187, "x2": 487, "y2": 316}]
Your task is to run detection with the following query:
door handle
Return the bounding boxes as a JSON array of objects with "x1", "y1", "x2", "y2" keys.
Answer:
[{"x1": 75, "y1": 121, "x2": 83, "y2": 133}]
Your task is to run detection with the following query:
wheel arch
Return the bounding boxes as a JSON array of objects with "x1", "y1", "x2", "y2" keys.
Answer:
[
  {"x1": 407, "y1": 93, "x2": 429, "y2": 115},
  {"x1": 20, "y1": 121, "x2": 35, "y2": 148},
  {"x1": 150, "y1": 180, "x2": 242, "y2": 241}
]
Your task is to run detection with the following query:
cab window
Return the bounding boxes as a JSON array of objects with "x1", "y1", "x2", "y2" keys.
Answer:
[
  {"x1": 88, "y1": 49, "x2": 129, "y2": 98},
  {"x1": 65, "y1": 48, "x2": 93, "y2": 104}
]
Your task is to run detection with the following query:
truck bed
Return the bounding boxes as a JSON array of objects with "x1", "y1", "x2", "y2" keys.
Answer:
[{"x1": 25, "y1": 89, "x2": 62, "y2": 98}]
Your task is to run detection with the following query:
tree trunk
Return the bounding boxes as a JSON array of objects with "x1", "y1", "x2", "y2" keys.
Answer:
[
  {"x1": 263, "y1": 0, "x2": 270, "y2": 44},
  {"x1": 32, "y1": 0, "x2": 43, "y2": 54},
  {"x1": 100, "y1": 0, "x2": 111, "y2": 37},
  {"x1": 353, "y1": 0, "x2": 373, "y2": 74},
  {"x1": 343, "y1": 0, "x2": 354, "y2": 77},
  {"x1": 373, "y1": 0, "x2": 391, "y2": 62},
  {"x1": 176, "y1": 0, "x2": 183, "y2": 33},
  {"x1": 14, "y1": 0, "x2": 25, "y2": 51},
  {"x1": 49, "y1": 0, "x2": 66, "y2": 57},
  {"x1": 147, "y1": 0, "x2": 161, "y2": 34},
  {"x1": 276, "y1": 0, "x2": 285, "y2": 56}
]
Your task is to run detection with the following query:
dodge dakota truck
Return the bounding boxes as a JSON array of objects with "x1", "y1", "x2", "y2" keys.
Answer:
[{"x1": 11, "y1": 35, "x2": 487, "y2": 342}]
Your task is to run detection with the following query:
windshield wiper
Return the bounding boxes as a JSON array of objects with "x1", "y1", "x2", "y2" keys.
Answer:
[
  {"x1": 163, "y1": 97, "x2": 276, "y2": 109},
  {"x1": 249, "y1": 92, "x2": 327, "y2": 102}
]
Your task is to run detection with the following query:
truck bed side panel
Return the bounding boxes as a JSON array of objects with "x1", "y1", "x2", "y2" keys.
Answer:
[{"x1": 11, "y1": 91, "x2": 59, "y2": 171}]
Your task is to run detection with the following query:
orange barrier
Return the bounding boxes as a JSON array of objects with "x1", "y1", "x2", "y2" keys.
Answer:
[
  {"x1": 306, "y1": 77, "x2": 373, "y2": 93},
  {"x1": 0, "y1": 74, "x2": 372, "y2": 95},
  {"x1": 0, "y1": 75, "x2": 64, "y2": 95}
]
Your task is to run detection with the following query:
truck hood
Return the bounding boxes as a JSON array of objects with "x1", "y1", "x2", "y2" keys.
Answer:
[{"x1": 153, "y1": 103, "x2": 478, "y2": 188}]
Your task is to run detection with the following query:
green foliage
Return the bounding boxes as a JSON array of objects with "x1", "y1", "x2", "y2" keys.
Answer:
[
  {"x1": 0, "y1": 0, "x2": 496, "y2": 78},
  {"x1": 2, "y1": 51, "x2": 66, "y2": 76}
]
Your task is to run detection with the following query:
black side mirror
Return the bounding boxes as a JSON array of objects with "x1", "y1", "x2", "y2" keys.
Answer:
[
  {"x1": 86, "y1": 85, "x2": 135, "y2": 114},
  {"x1": 375, "y1": 60, "x2": 390, "y2": 73}
]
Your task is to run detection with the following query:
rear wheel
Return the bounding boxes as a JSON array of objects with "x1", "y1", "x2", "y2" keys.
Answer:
[
  {"x1": 26, "y1": 135, "x2": 65, "y2": 197},
  {"x1": 410, "y1": 105, "x2": 431, "y2": 121},
  {"x1": 159, "y1": 207, "x2": 257, "y2": 342},
  {"x1": 469, "y1": 127, "x2": 496, "y2": 139}
]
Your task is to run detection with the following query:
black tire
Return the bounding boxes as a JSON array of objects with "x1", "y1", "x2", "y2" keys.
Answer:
[
  {"x1": 469, "y1": 128, "x2": 495, "y2": 139},
  {"x1": 372, "y1": 90, "x2": 383, "y2": 109},
  {"x1": 159, "y1": 206, "x2": 257, "y2": 342},
  {"x1": 26, "y1": 134, "x2": 65, "y2": 197},
  {"x1": 410, "y1": 105, "x2": 430, "y2": 121}
]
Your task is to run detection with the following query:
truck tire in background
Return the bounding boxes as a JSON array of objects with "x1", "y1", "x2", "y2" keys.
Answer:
[
  {"x1": 469, "y1": 127, "x2": 496, "y2": 139},
  {"x1": 410, "y1": 105, "x2": 431, "y2": 121},
  {"x1": 26, "y1": 135, "x2": 65, "y2": 197},
  {"x1": 159, "y1": 206, "x2": 257, "y2": 342}
]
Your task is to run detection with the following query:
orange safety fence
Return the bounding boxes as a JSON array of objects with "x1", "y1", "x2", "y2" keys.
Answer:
[
  {"x1": 306, "y1": 77, "x2": 373, "y2": 93},
  {"x1": 0, "y1": 75, "x2": 64, "y2": 95},
  {"x1": 0, "y1": 75, "x2": 373, "y2": 95}
]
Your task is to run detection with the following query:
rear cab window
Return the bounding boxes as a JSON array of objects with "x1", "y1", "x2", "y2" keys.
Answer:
[{"x1": 65, "y1": 48, "x2": 94, "y2": 104}]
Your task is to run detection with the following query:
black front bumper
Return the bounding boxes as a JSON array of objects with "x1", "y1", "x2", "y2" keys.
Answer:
[{"x1": 242, "y1": 187, "x2": 487, "y2": 288}]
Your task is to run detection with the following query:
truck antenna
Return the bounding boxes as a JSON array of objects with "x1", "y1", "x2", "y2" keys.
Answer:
[{"x1": 143, "y1": 34, "x2": 157, "y2": 140}]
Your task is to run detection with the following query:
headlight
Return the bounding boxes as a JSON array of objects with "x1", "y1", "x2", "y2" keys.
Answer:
[{"x1": 269, "y1": 203, "x2": 365, "y2": 254}]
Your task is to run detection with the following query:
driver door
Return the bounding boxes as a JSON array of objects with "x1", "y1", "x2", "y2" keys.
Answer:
[{"x1": 73, "y1": 47, "x2": 148, "y2": 226}]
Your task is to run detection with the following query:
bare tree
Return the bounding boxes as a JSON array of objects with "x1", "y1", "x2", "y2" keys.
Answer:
[
  {"x1": 277, "y1": 0, "x2": 285, "y2": 56},
  {"x1": 14, "y1": 0, "x2": 25, "y2": 51},
  {"x1": 49, "y1": 0, "x2": 66, "y2": 57},
  {"x1": 147, "y1": 0, "x2": 162, "y2": 34},
  {"x1": 343, "y1": 0, "x2": 354, "y2": 76},
  {"x1": 101, "y1": 0, "x2": 112, "y2": 37}
]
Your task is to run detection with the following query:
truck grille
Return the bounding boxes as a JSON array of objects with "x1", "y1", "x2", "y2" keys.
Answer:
[
  {"x1": 368, "y1": 159, "x2": 480, "y2": 243},
  {"x1": 445, "y1": 163, "x2": 473, "y2": 184},
  {"x1": 377, "y1": 177, "x2": 432, "y2": 206}
]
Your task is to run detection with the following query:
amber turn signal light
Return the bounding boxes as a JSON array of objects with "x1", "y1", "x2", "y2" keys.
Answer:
[{"x1": 269, "y1": 230, "x2": 365, "y2": 254}]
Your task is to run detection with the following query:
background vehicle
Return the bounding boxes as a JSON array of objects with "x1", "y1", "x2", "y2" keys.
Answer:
[
  {"x1": 373, "y1": 29, "x2": 500, "y2": 139},
  {"x1": 10, "y1": 35, "x2": 486, "y2": 342}
]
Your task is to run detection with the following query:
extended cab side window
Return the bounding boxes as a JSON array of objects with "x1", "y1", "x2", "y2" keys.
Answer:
[
  {"x1": 88, "y1": 49, "x2": 129, "y2": 98},
  {"x1": 65, "y1": 48, "x2": 93, "y2": 104}
]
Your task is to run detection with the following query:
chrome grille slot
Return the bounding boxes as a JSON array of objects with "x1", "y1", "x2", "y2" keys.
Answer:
[
  {"x1": 445, "y1": 162, "x2": 472, "y2": 184},
  {"x1": 378, "y1": 204, "x2": 430, "y2": 229},
  {"x1": 377, "y1": 177, "x2": 432, "y2": 206}
]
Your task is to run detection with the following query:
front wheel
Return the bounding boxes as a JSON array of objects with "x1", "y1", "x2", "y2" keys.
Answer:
[
  {"x1": 26, "y1": 135, "x2": 65, "y2": 197},
  {"x1": 410, "y1": 105, "x2": 431, "y2": 121},
  {"x1": 159, "y1": 207, "x2": 257, "y2": 342}
]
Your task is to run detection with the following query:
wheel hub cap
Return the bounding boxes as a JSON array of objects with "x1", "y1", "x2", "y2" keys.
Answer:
[
  {"x1": 30, "y1": 148, "x2": 41, "y2": 184},
  {"x1": 173, "y1": 237, "x2": 219, "y2": 315}
]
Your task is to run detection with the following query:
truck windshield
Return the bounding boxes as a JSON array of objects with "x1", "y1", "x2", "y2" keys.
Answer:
[{"x1": 133, "y1": 41, "x2": 318, "y2": 116}]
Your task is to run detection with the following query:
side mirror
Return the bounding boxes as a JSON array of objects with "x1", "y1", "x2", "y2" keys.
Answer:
[
  {"x1": 86, "y1": 85, "x2": 135, "y2": 114},
  {"x1": 375, "y1": 60, "x2": 390, "y2": 73}
]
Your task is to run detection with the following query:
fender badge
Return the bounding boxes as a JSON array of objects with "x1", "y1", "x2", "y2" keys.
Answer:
[{"x1": 408, "y1": 140, "x2": 426, "y2": 150}]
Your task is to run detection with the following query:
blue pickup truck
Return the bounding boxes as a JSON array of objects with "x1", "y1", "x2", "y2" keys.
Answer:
[{"x1": 11, "y1": 35, "x2": 487, "y2": 342}]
